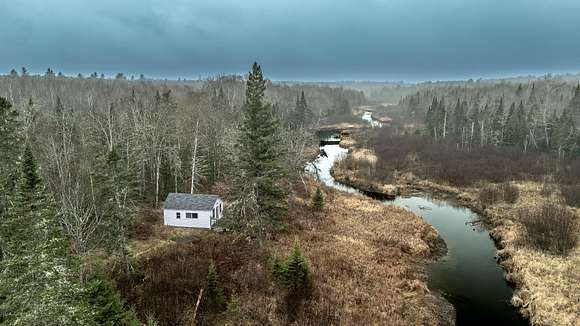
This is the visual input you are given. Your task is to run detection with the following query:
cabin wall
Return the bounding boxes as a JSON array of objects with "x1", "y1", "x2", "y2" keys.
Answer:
[{"x1": 164, "y1": 209, "x2": 212, "y2": 228}]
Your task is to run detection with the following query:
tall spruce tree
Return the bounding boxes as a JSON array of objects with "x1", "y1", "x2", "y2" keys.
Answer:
[
  {"x1": 291, "y1": 91, "x2": 310, "y2": 127},
  {"x1": 569, "y1": 84, "x2": 580, "y2": 127},
  {"x1": 0, "y1": 98, "x2": 21, "y2": 217},
  {"x1": 504, "y1": 101, "x2": 528, "y2": 148},
  {"x1": 0, "y1": 144, "x2": 93, "y2": 324},
  {"x1": 490, "y1": 97, "x2": 505, "y2": 145},
  {"x1": 553, "y1": 107, "x2": 578, "y2": 158},
  {"x1": 236, "y1": 63, "x2": 287, "y2": 233}
]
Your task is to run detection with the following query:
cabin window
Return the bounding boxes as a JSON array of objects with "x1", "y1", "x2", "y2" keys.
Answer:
[
  {"x1": 176, "y1": 212, "x2": 181, "y2": 219},
  {"x1": 186, "y1": 212, "x2": 198, "y2": 219}
]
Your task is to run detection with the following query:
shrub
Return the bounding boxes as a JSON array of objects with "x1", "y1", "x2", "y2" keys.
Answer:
[
  {"x1": 206, "y1": 260, "x2": 226, "y2": 312},
  {"x1": 520, "y1": 203, "x2": 579, "y2": 255},
  {"x1": 500, "y1": 182, "x2": 520, "y2": 204},
  {"x1": 478, "y1": 184, "x2": 502, "y2": 207},
  {"x1": 312, "y1": 188, "x2": 325, "y2": 211},
  {"x1": 226, "y1": 294, "x2": 240, "y2": 313},
  {"x1": 560, "y1": 185, "x2": 580, "y2": 207},
  {"x1": 84, "y1": 278, "x2": 141, "y2": 326},
  {"x1": 272, "y1": 245, "x2": 312, "y2": 320}
]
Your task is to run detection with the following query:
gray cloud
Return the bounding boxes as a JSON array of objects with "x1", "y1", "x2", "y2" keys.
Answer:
[{"x1": 1, "y1": 0, "x2": 579, "y2": 81}]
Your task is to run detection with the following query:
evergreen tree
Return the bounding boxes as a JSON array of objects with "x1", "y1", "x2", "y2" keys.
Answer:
[
  {"x1": 272, "y1": 245, "x2": 311, "y2": 319},
  {"x1": 468, "y1": 102, "x2": 481, "y2": 145},
  {"x1": 569, "y1": 84, "x2": 580, "y2": 127},
  {"x1": 337, "y1": 94, "x2": 350, "y2": 115},
  {"x1": 451, "y1": 99, "x2": 467, "y2": 140},
  {"x1": 236, "y1": 63, "x2": 288, "y2": 233},
  {"x1": 291, "y1": 91, "x2": 310, "y2": 127},
  {"x1": 0, "y1": 144, "x2": 93, "y2": 324},
  {"x1": 312, "y1": 187, "x2": 324, "y2": 211},
  {"x1": 93, "y1": 148, "x2": 135, "y2": 254},
  {"x1": 83, "y1": 278, "x2": 140, "y2": 326},
  {"x1": 0, "y1": 98, "x2": 21, "y2": 217},
  {"x1": 206, "y1": 260, "x2": 225, "y2": 311},
  {"x1": 504, "y1": 101, "x2": 528, "y2": 148},
  {"x1": 425, "y1": 97, "x2": 437, "y2": 136},
  {"x1": 528, "y1": 83, "x2": 537, "y2": 105},
  {"x1": 553, "y1": 107, "x2": 578, "y2": 158},
  {"x1": 516, "y1": 83, "x2": 524, "y2": 97},
  {"x1": 490, "y1": 97, "x2": 505, "y2": 145}
]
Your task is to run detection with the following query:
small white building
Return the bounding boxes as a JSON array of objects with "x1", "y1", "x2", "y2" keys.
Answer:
[{"x1": 163, "y1": 193, "x2": 224, "y2": 229}]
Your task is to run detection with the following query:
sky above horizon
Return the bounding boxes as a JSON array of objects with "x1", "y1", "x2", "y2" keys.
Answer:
[{"x1": 1, "y1": 0, "x2": 580, "y2": 82}]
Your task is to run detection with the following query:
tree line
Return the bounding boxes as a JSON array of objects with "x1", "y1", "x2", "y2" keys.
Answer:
[{"x1": 401, "y1": 80, "x2": 580, "y2": 159}]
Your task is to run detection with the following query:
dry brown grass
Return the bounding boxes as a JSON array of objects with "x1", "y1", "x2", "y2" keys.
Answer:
[
  {"x1": 120, "y1": 179, "x2": 450, "y2": 325},
  {"x1": 481, "y1": 182, "x2": 580, "y2": 326},
  {"x1": 336, "y1": 129, "x2": 579, "y2": 326},
  {"x1": 267, "y1": 181, "x2": 449, "y2": 325}
]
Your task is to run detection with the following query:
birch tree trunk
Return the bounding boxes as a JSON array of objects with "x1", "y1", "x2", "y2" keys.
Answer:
[{"x1": 191, "y1": 120, "x2": 199, "y2": 194}]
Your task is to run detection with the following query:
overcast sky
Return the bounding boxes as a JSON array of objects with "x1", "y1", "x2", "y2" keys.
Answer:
[{"x1": 1, "y1": 0, "x2": 580, "y2": 82}]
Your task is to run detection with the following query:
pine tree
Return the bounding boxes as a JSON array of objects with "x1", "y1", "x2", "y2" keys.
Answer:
[
  {"x1": 83, "y1": 278, "x2": 140, "y2": 325},
  {"x1": 554, "y1": 107, "x2": 578, "y2": 158},
  {"x1": 272, "y1": 245, "x2": 311, "y2": 319},
  {"x1": 0, "y1": 98, "x2": 21, "y2": 216},
  {"x1": 206, "y1": 260, "x2": 225, "y2": 311},
  {"x1": 312, "y1": 187, "x2": 324, "y2": 211},
  {"x1": 468, "y1": 103, "x2": 481, "y2": 145},
  {"x1": 291, "y1": 91, "x2": 310, "y2": 127},
  {"x1": 0, "y1": 144, "x2": 93, "y2": 324},
  {"x1": 236, "y1": 63, "x2": 288, "y2": 232},
  {"x1": 337, "y1": 94, "x2": 350, "y2": 115},
  {"x1": 451, "y1": 99, "x2": 467, "y2": 140},
  {"x1": 528, "y1": 83, "x2": 537, "y2": 105},
  {"x1": 569, "y1": 84, "x2": 580, "y2": 127},
  {"x1": 516, "y1": 83, "x2": 524, "y2": 97},
  {"x1": 490, "y1": 98, "x2": 505, "y2": 145},
  {"x1": 504, "y1": 101, "x2": 529, "y2": 149},
  {"x1": 93, "y1": 148, "x2": 135, "y2": 254}
]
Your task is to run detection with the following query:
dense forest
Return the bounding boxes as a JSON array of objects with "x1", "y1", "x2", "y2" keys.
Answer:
[
  {"x1": 0, "y1": 64, "x2": 364, "y2": 324},
  {"x1": 400, "y1": 79, "x2": 580, "y2": 158}
]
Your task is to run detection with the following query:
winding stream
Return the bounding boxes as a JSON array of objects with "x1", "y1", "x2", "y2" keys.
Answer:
[{"x1": 310, "y1": 143, "x2": 527, "y2": 325}]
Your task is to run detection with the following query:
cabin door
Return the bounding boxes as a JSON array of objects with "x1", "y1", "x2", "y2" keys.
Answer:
[{"x1": 210, "y1": 207, "x2": 217, "y2": 225}]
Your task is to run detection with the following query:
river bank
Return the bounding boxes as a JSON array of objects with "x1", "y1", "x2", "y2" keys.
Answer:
[{"x1": 333, "y1": 134, "x2": 580, "y2": 326}]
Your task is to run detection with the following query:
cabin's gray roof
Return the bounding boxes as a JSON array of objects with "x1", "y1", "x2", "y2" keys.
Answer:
[{"x1": 164, "y1": 193, "x2": 220, "y2": 211}]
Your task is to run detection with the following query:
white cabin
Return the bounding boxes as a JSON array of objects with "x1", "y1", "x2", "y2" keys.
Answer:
[{"x1": 163, "y1": 193, "x2": 224, "y2": 229}]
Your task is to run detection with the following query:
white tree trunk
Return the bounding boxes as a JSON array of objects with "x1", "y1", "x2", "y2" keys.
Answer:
[{"x1": 191, "y1": 120, "x2": 199, "y2": 194}]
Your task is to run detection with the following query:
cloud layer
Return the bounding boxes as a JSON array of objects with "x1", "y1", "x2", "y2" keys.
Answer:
[{"x1": 1, "y1": 0, "x2": 579, "y2": 81}]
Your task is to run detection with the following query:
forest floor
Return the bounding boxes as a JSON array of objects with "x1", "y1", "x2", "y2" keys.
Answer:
[
  {"x1": 332, "y1": 133, "x2": 580, "y2": 326},
  {"x1": 120, "y1": 179, "x2": 454, "y2": 325}
]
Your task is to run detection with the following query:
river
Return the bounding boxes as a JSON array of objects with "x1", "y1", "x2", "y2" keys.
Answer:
[{"x1": 309, "y1": 143, "x2": 527, "y2": 325}]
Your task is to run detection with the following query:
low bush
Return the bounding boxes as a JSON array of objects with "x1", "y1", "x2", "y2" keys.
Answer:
[
  {"x1": 519, "y1": 203, "x2": 579, "y2": 255},
  {"x1": 478, "y1": 184, "x2": 502, "y2": 207},
  {"x1": 114, "y1": 236, "x2": 268, "y2": 325},
  {"x1": 272, "y1": 245, "x2": 312, "y2": 321},
  {"x1": 560, "y1": 185, "x2": 580, "y2": 207},
  {"x1": 500, "y1": 182, "x2": 520, "y2": 204}
]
